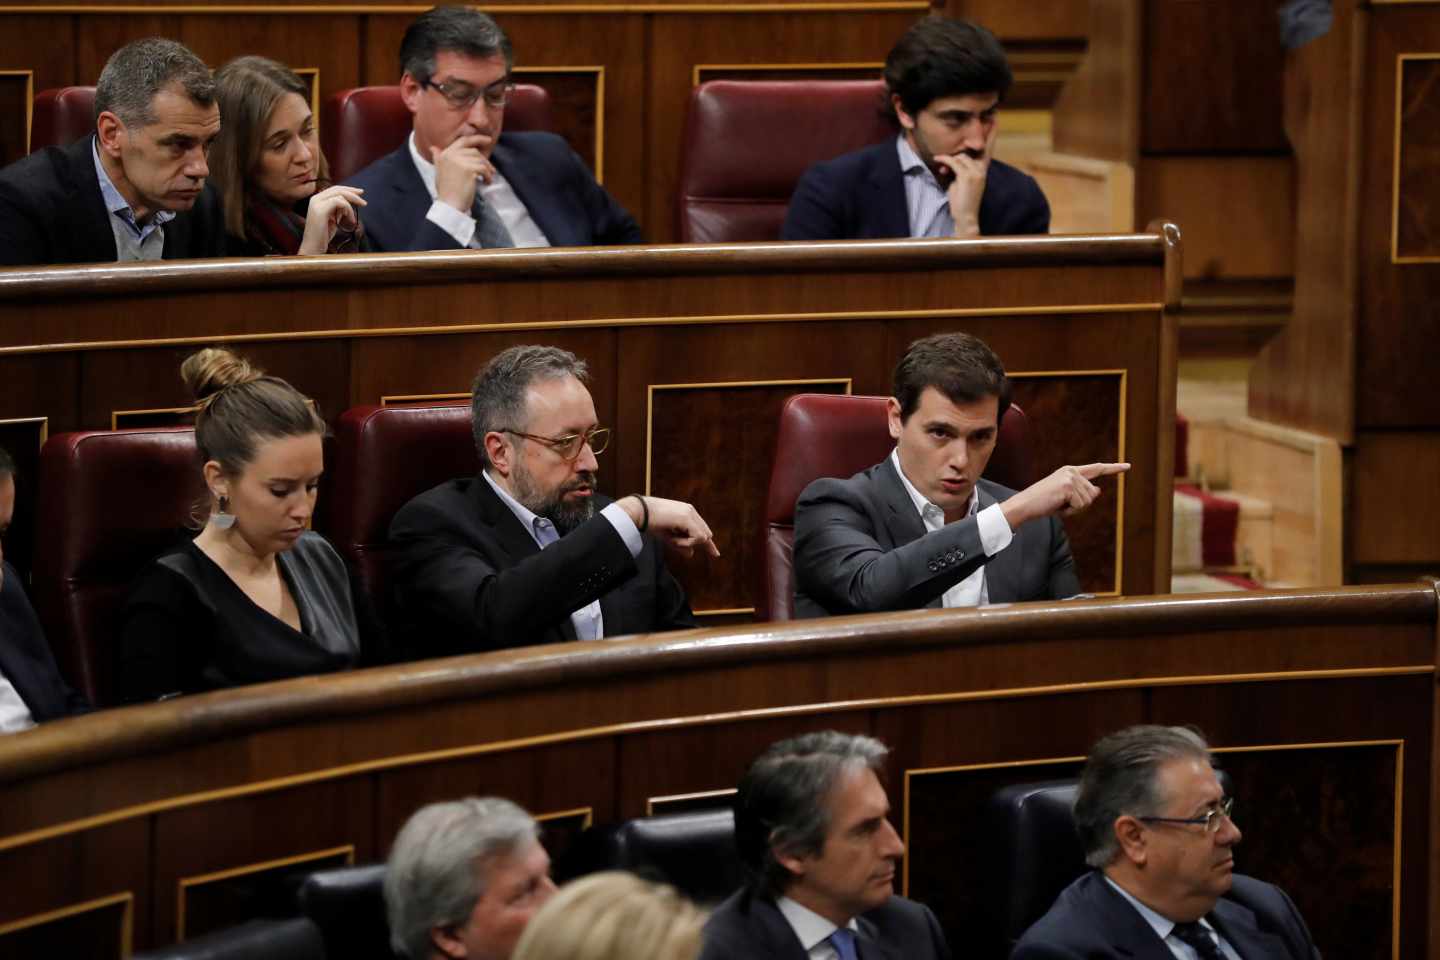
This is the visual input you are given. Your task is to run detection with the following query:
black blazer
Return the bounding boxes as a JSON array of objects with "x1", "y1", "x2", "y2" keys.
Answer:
[
  {"x1": 345, "y1": 131, "x2": 643, "y2": 252},
  {"x1": 699, "y1": 887, "x2": 951, "y2": 960},
  {"x1": 0, "y1": 563, "x2": 90, "y2": 722},
  {"x1": 793, "y1": 459, "x2": 1078, "y2": 618},
  {"x1": 388, "y1": 476, "x2": 696, "y2": 654},
  {"x1": 1012, "y1": 871, "x2": 1322, "y2": 960},
  {"x1": 780, "y1": 139, "x2": 1049, "y2": 241},
  {"x1": 0, "y1": 135, "x2": 228, "y2": 266}
]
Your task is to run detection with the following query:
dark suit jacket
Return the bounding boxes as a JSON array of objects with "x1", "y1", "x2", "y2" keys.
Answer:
[
  {"x1": 700, "y1": 887, "x2": 951, "y2": 960},
  {"x1": 1012, "y1": 871, "x2": 1321, "y2": 960},
  {"x1": 793, "y1": 459, "x2": 1078, "y2": 617},
  {"x1": 781, "y1": 140, "x2": 1049, "y2": 241},
  {"x1": 0, "y1": 563, "x2": 90, "y2": 722},
  {"x1": 388, "y1": 475, "x2": 696, "y2": 653},
  {"x1": 0, "y1": 135, "x2": 228, "y2": 267},
  {"x1": 346, "y1": 131, "x2": 642, "y2": 252}
]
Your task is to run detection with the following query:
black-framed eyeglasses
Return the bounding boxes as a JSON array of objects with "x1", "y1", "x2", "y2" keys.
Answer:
[
  {"x1": 420, "y1": 77, "x2": 515, "y2": 111},
  {"x1": 500, "y1": 426, "x2": 611, "y2": 462},
  {"x1": 1138, "y1": 796, "x2": 1235, "y2": 834}
]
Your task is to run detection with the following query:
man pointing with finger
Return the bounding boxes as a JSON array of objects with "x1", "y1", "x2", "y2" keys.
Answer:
[
  {"x1": 349, "y1": 6, "x2": 642, "y2": 252},
  {"x1": 792, "y1": 333, "x2": 1126, "y2": 617},
  {"x1": 782, "y1": 16, "x2": 1049, "y2": 242},
  {"x1": 391, "y1": 345, "x2": 712, "y2": 653}
]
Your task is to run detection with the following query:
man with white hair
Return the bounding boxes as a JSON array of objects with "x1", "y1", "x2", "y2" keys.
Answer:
[{"x1": 385, "y1": 796, "x2": 557, "y2": 960}]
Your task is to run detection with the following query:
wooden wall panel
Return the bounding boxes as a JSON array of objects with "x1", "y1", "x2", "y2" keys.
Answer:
[
  {"x1": 1394, "y1": 55, "x2": 1440, "y2": 260},
  {"x1": 1352, "y1": 432, "x2": 1440, "y2": 566},
  {"x1": 0, "y1": 15, "x2": 73, "y2": 156},
  {"x1": 177, "y1": 15, "x2": 362, "y2": 113},
  {"x1": 1052, "y1": 0, "x2": 1139, "y2": 162},
  {"x1": 76, "y1": 15, "x2": 185, "y2": 84}
]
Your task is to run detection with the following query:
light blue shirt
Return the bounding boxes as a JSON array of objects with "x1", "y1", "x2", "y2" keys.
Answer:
[
  {"x1": 776, "y1": 896, "x2": 862, "y2": 960},
  {"x1": 1103, "y1": 876, "x2": 1242, "y2": 960},
  {"x1": 480, "y1": 470, "x2": 641, "y2": 640},
  {"x1": 91, "y1": 136, "x2": 174, "y2": 259},
  {"x1": 896, "y1": 134, "x2": 954, "y2": 238}
]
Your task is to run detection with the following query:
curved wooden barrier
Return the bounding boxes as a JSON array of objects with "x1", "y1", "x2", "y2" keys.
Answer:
[{"x1": 0, "y1": 582, "x2": 1435, "y2": 957}]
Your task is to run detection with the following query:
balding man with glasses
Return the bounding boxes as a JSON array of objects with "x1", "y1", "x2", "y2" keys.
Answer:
[
  {"x1": 1014, "y1": 725, "x2": 1320, "y2": 960},
  {"x1": 348, "y1": 6, "x2": 642, "y2": 251},
  {"x1": 390, "y1": 345, "x2": 714, "y2": 654}
]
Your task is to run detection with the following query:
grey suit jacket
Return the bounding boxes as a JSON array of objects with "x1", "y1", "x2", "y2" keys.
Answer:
[
  {"x1": 699, "y1": 888, "x2": 951, "y2": 960},
  {"x1": 1012, "y1": 870, "x2": 1321, "y2": 959},
  {"x1": 793, "y1": 458, "x2": 1078, "y2": 618}
]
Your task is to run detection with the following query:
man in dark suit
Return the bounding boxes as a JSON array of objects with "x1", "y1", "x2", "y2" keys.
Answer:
[
  {"x1": 0, "y1": 447, "x2": 90, "y2": 731},
  {"x1": 0, "y1": 37, "x2": 226, "y2": 267},
  {"x1": 701, "y1": 731, "x2": 950, "y2": 960},
  {"x1": 1014, "y1": 725, "x2": 1321, "y2": 959},
  {"x1": 389, "y1": 345, "x2": 715, "y2": 653},
  {"x1": 782, "y1": 18, "x2": 1048, "y2": 242},
  {"x1": 347, "y1": 6, "x2": 642, "y2": 252},
  {"x1": 793, "y1": 332, "x2": 1126, "y2": 617}
]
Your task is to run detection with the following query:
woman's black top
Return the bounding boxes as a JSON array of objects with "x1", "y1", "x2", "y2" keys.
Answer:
[{"x1": 118, "y1": 533, "x2": 365, "y2": 702}]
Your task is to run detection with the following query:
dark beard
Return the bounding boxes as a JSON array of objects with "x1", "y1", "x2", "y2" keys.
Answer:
[
  {"x1": 515, "y1": 468, "x2": 598, "y2": 535},
  {"x1": 548, "y1": 492, "x2": 596, "y2": 534}
]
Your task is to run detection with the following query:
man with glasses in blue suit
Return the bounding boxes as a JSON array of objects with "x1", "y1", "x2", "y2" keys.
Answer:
[
  {"x1": 1014, "y1": 725, "x2": 1321, "y2": 960},
  {"x1": 348, "y1": 6, "x2": 642, "y2": 251}
]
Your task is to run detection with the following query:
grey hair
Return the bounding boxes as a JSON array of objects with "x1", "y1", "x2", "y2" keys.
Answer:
[
  {"x1": 94, "y1": 37, "x2": 216, "y2": 127},
  {"x1": 400, "y1": 6, "x2": 514, "y2": 82},
  {"x1": 734, "y1": 731, "x2": 890, "y2": 897},
  {"x1": 470, "y1": 345, "x2": 589, "y2": 469},
  {"x1": 384, "y1": 796, "x2": 540, "y2": 960},
  {"x1": 1073, "y1": 725, "x2": 1213, "y2": 868}
]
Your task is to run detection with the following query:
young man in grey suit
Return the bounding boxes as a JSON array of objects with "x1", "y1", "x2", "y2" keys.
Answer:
[
  {"x1": 1014, "y1": 725, "x2": 1321, "y2": 959},
  {"x1": 701, "y1": 731, "x2": 951, "y2": 960},
  {"x1": 792, "y1": 332, "x2": 1127, "y2": 617}
]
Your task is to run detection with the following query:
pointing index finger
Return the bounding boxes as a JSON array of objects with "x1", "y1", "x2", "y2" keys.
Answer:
[{"x1": 1078, "y1": 462, "x2": 1131, "y2": 479}]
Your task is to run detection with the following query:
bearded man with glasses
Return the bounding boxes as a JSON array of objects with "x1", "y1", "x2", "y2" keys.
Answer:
[
  {"x1": 390, "y1": 345, "x2": 715, "y2": 653},
  {"x1": 1014, "y1": 725, "x2": 1321, "y2": 960},
  {"x1": 347, "y1": 6, "x2": 642, "y2": 252}
]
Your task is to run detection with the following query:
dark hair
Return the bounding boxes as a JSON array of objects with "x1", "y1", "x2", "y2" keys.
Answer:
[
  {"x1": 470, "y1": 345, "x2": 589, "y2": 469},
  {"x1": 734, "y1": 731, "x2": 889, "y2": 897},
  {"x1": 892, "y1": 332, "x2": 1010, "y2": 422},
  {"x1": 1073, "y1": 725, "x2": 1214, "y2": 868},
  {"x1": 0, "y1": 445, "x2": 14, "y2": 480},
  {"x1": 182, "y1": 347, "x2": 326, "y2": 493},
  {"x1": 94, "y1": 37, "x2": 216, "y2": 127},
  {"x1": 884, "y1": 16, "x2": 1012, "y2": 118},
  {"x1": 211, "y1": 57, "x2": 330, "y2": 239},
  {"x1": 400, "y1": 6, "x2": 514, "y2": 82}
]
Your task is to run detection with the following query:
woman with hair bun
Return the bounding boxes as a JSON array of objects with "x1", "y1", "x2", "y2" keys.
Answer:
[
  {"x1": 510, "y1": 871, "x2": 705, "y2": 960},
  {"x1": 118, "y1": 347, "x2": 370, "y2": 701}
]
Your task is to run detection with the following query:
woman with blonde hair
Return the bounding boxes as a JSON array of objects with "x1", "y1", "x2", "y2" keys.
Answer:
[
  {"x1": 511, "y1": 871, "x2": 705, "y2": 960},
  {"x1": 210, "y1": 56, "x2": 367, "y2": 255},
  {"x1": 118, "y1": 347, "x2": 372, "y2": 700}
]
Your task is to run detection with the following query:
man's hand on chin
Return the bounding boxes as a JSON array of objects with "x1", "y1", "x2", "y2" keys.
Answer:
[{"x1": 431, "y1": 133, "x2": 496, "y2": 214}]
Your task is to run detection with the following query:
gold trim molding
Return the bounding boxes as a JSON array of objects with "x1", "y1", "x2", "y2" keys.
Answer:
[
  {"x1": 535, "y1": 805, "x2": 595, "y2": 829},
  {"x1": 1391, "y1": 54, "x2": 1440, "y2": 264},
  {"x1": 0, "y1": 70, "x2": 33, "y2": 155},
  {"x1": 646, "y1": 787, "x2": 737, "y2": 816},
  {"x1": 515, "y1": 65, "x2": 605, "y2": 183},
  {"x1": 0, "y1": 415, "x2": 49, "y2": 449},
  {"x1": 0, "y1": 891, "x2": 133, "y2": 955},
  {"x1": 177, "y1": 844, "x2": 355, "y2": 941}
]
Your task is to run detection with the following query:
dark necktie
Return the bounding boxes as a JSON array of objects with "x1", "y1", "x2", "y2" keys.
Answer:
[
  {"x1": 827, "y1": 928, "x2": 859, "y2": 960},
  {"x1": 1171, "y1": 920, "x2": 1227, "y2": 960},
  {"x1": 471, "y1": 192, "x2": 515, "y2": 249}
]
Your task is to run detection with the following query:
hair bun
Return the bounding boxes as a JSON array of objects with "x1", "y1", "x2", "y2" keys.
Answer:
[{"x1": 181, "y1": 347, "x2": 264, "y2": 403}]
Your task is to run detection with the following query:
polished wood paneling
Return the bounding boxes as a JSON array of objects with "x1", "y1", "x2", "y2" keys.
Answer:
[
  {"x1": 1352, "y1": 431, "x2": 1440, "y2": 566},
  {"x1": 1052, "y1": 0, "x2": 1138, "y2": 162},
  {"x1": 0, "y1": 70, "x2": 30, "y2": 165},
  {"x1": 0, "y1": 16, "x2": 72, "y2": 154},
  {"x1": 1394, "y1": 56, "x2": 1440, "y2": 260},
  {"x1": 0, "y1": 584, "x2": 1434, "y2": 955}
]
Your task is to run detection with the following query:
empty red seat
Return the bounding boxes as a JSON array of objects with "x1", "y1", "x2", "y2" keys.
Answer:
[{"x1": 31, "y1": 86, "x2": 97, "y2": 151}]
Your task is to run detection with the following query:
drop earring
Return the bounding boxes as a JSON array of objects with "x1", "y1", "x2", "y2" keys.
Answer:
[{"x1": 212, "y1": 494, "x2": 235, "y2": 530}]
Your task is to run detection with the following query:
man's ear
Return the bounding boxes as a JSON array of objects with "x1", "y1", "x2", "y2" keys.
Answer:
[
  {"x1": 1113, "y1": 815, "x2": 1148, "y2": 866},
  {"x1": 890, "y1": 93, "x2": 916, "y2": 132},
  {"x1": 484, "y1": 431, "x2": 512, "y2": 476},
  {"x1": 399, "y1": 72, "x2": 424, "y2": 116},
  {"x1": 886, "y1": 397, "x2": 904, "y2": 441},
  {"x1": 430, "y1": 924, "x2": 467, "y2": 959},
  {"x1": 95, "y1": 111, "x2": 126, "y2": 158}
]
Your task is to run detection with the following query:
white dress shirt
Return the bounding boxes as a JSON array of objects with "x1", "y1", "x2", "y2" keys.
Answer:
[
  {"x1": 1104, "y1": 876, "x2": 1243, "y2": 960},
  {"x1": 890, "y1": 448, "x2": 1012, "y2": 607},
  {"x1": 407, "y1": 133, "x2": 551, "y2": 248},
  {"x1": 896, "y1": 135, "x2": 955, "y2": 239},
  {"x1": 0, "y1": 667, "x2": 36, "y2": 734},
  {"x1": 481, "y1": 471, "x2": 641, "y2": 640},
  {"x1": 777, "y1": 896, "x2": 862, "y2": 960}
]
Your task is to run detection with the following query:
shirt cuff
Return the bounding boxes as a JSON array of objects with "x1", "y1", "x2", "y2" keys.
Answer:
[
  {"x1": 977, "y1": 502, "x2": 1014, "y2": 557},
  {"x1": 601, "y1": 501, "x2": 643, "y2": 559},
  {"x1": 426, "y1": 200, "x2": 476, "y2": 248}
]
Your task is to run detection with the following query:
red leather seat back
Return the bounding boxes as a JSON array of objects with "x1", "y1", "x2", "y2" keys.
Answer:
[
  {"x1": 323, "y1": 84, "x2": 554, "y2": 183},
  {"x1": 329, "y1": 403, "x2": 479, "y2": 623},
  {"x1": 676, "y1": 79, "x2": 895, "y2": 243},
  {"x1": 31, "y1": 86, "x2": 97, "y2": 151},
  {"x1": 31, "y1": 428, "x2": 205, "y2": 705},
  {"x1": 758, "y1": 394, "x2": 1035, "y2": 622}
]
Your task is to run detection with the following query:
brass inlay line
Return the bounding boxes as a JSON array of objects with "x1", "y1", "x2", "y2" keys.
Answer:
[
  {"x1": 0, "y1": 891, "x2": 133, "y2": 956},
  {"x1": 0, "y1": 70, "x2": 33, "y2": 154},
  {"x1": 176, "y1": 844, "x2": 354, "y2": 941},
  {"x1": 645, "y1": 787, "x2": 736, "y2": 816},
  {"x1": 292, "y1": 67, "x2": 321, "y2": 121},
  {"x1": 644, "y1": 376, "x2": 851, "y2": 495},
  {"x1": 110, "y1": 406, "x2": 194, "y2": 430},
  {"x1": 694, "y1": 607, "x2": 756, "y2": 616},
  {"x1": 1391, "y1": 54, "x2": 1440, "y2": 264},
  {"x1": 3, "y1": 665, "x2": 1427, "y2": 854},
  {"x1": 0, "y1": 302, "x2": 1165, "y2": 357},
  {"x1": 380, "y1": 392, "x2": 469, "y2": 406},
  {"x1": 535, "y1": 806, "x2": 595, "y2": 829},
  {"x1": 0, "y1": 415, "x2": 49, "y2": 449}
]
